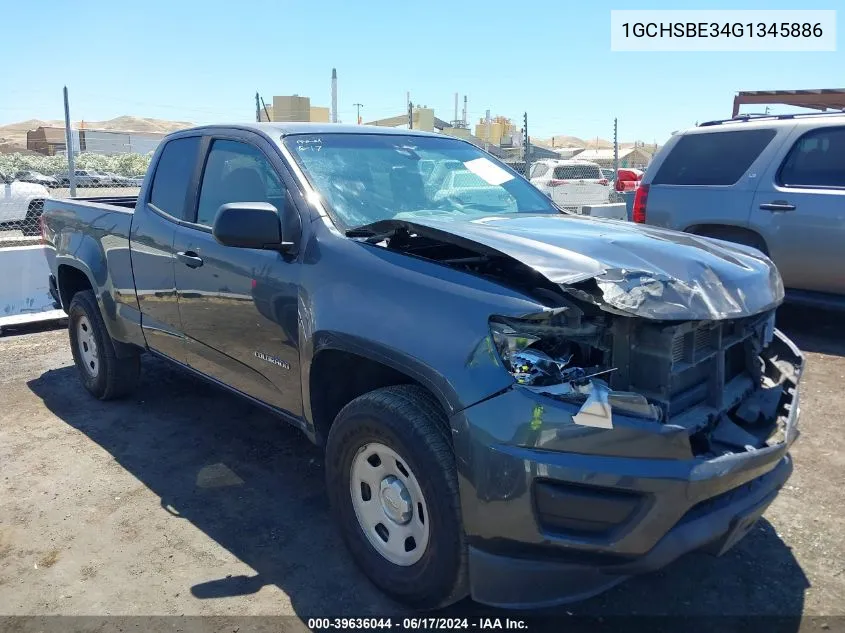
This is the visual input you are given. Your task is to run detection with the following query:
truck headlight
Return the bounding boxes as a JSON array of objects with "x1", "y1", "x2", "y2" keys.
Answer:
[
  {"x1": 489, "y1": 316, "x2": 661, "y2": 422},
  {"x1": 489, "y1": 319, "x2": 591, "y2": 386}
]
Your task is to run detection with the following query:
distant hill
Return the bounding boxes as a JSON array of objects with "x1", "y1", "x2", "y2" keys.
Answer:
[
  {"x1": 81, "y1": 116, "x2": 193, "y2": 134},
  {"x1": 532, "y1": 135, "x2": 638, "y2": 150},
  {"x1": 0, "y1": 116, "x2": 193, "y2": 153}
]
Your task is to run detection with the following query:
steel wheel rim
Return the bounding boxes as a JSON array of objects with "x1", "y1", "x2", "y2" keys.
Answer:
[
  {"x1": 350, "y1": 442, "x2": 430, "y2": 566},
  {"x1": 76, "y1": 315, "x2": 99, "y2": 378}
]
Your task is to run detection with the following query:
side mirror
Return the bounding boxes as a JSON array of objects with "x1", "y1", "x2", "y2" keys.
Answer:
[{"x1": 212, "y1": 200, "x2": 297, "y2": 252}]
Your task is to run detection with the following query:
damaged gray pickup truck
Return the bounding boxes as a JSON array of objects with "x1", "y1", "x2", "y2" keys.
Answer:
[{"x1": 42, "y1": 123, "x2": 803, "y2": 610}]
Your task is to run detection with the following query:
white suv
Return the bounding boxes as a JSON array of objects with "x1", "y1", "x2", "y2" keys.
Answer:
[
  {"x1": 0, "y1": 171, "x2": 50, "y2": 236},
  {"x1": 529, "y1": 159, "x2": 611, "y2": 210}
]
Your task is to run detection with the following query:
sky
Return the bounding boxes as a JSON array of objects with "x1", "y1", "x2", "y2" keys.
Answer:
[{"x1": 1, "y1": 0, "x2": 842, "y2": 144}]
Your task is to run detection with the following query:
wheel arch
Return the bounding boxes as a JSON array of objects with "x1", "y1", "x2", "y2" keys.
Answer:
[
  {"x1": 684, "y1": 223, "x2": 769, "y2": 255},
  {"x1": 304, "y1": 335, "x2": 458, "y2": 446},
  {"x1": 57, "y1": 263, "x2": 95, "y2": 310}
]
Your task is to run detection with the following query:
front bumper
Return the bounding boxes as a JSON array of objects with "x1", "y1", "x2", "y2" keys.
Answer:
[
  {"x1": 467, "y1": 455, "x2": 791, "y2": 608},
  {"x1": 451, "y1": 330, "x2": 802, "y2": 608}
]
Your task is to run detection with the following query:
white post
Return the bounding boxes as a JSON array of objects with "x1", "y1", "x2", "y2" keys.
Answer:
[{"x1": 63, "y1": 86, "x2": 76, "y2": 196}]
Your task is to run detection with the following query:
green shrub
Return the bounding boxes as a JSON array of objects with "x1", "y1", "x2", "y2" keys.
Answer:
[{"x1": 0, "y1": 152, "x2": 152, "y2": 177}]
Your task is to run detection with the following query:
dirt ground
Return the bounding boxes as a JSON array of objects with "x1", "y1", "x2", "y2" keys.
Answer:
[{"x1": 0, "y1": 305, "x2": 843, "y2": 625}]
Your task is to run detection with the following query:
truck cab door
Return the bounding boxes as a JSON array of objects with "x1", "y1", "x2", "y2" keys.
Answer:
[
  {"x1": 749, "y1": 124, "x2": 845, "y2": 295},
  {"x1": 129, "y1": 135, "x2": 202, "y2": 362},
  {"x1": 173, "y1": 134, "x2": 303, "y2": 418}
]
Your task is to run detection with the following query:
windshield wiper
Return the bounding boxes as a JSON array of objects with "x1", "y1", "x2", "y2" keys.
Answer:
[
  {"x1": 345, "y1": 227, "x2": 380, "y2": 238},
  {"x1": 345, "y1": 224, "x2": 406, "y2": 244}
]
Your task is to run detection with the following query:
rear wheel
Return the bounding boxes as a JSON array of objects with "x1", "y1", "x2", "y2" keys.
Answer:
[
  {"x1": 325, "y1": 385, "x2": 467, "y2": 609},
  {"x1": 68, "y1": 290, "x2": 140, "y2": 400}
]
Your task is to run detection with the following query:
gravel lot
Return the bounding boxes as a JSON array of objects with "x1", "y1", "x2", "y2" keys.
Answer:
[{"x1": 0, "y1": 305, "x2": 843, "y2": 624}]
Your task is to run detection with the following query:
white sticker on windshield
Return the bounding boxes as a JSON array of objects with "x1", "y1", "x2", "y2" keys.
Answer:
[{"x1": 462, "y1": 157, "x2": 515, "y2": 186}]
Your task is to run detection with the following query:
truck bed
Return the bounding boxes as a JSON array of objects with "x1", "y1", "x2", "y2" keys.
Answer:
[
  {"x1": 43, "y1": 196, "x2": 136, "y2": 238},
  {"x1": 42, "y1": 196, "x2": 139, "y2": 341}
]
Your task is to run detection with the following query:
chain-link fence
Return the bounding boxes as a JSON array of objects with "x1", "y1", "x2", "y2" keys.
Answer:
[
  {"x1": 492, "y1": 112, "x2": 650, "y2": 219},
  {"x1": 0, "y1": 151, "x2": 150, "y2": 248},
  {"x1": 469, "y1": 112, "x2": 629, "y2": 216}
]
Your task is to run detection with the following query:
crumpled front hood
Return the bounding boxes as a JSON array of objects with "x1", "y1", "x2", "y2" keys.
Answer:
[{"x1": 374, "y1": 214, "x2": 784, "y2": 320}]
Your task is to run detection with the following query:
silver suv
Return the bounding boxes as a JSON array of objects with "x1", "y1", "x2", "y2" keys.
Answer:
[{"x1": 636, "y1": 112, "x2": 845, "y2": 307}]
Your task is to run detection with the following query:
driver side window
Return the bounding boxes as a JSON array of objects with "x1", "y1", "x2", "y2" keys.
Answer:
[{"x1": 195, "y1": 139, "x2": 285, "y2": 226}]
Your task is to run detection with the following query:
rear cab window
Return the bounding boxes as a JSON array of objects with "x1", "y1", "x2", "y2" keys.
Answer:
[
  {"x1": 652, "y1": 129, "x2": 777, "y2": 186},
  {"x1": 149, "y1": 136, "x2": 201, "y2": 220}
]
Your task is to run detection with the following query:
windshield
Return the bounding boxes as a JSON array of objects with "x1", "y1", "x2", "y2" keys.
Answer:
[{"x1": 283, "y1": 133, "x2": 557, "y2": 230}]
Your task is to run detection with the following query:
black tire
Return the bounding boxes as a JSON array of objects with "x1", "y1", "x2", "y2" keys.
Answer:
[
  {"x1": 68, "y1": 290, "x2": 140, "y2": 400},
  {"x1": 21, "y1": 200, "x2": 44, "y2": 236},
  {"x1": 325, "y1": 385, "x2": 467, "y2": 609}
]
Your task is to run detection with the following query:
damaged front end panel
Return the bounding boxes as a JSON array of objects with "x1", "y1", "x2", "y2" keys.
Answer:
[
  {"x1": 350, "y1": 215, "x2": 785, "y2": 322},
  {"x1": 489, "y1": 306, "x2": 662, "y2": 427},
  {"x1": 488, "y1": 298, "x2": 800, "y2": 458},
  {"x1": 351, "y1": 215, "x2": 799, "y2": 457}
]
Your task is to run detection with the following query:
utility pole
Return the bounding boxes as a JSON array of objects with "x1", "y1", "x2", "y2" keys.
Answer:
[
  {"x1": 408, "y1": 101, "x2": 414, "y2": 129},
  {"x1": 255, "y1": 92, "x2": 261, "y2": 122},
  {"x1": 354, "y1": 103, "x2": 364, "y2": 124},
  {"x1": 613, "y1": 117, "x2": 619, "y2": 181},
  {"x1": 63, "y1": 86, "x2": 76, "y2": 196},
  {"x1": 331, "y1": 68, "x2": 338, "y2": 123},
  {"x1": 523, "y1": 112, "x2": 530, "y2": 177},
  {"x1": 484, "y1": 109, "x2": 491, "y2": 152}
]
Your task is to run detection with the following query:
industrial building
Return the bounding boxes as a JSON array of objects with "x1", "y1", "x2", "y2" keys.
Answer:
[
  {"x1": 260, "y1": 95, "x2": 330, "y2": 123},
  {"x1": 26, "y1": 126, "x2": 164, "y2": 156},
  {"x1": 257, "y1": 72, "x2": 561, "y2": 165}
]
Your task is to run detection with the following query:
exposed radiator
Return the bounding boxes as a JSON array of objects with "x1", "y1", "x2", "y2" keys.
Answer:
[{"x1": 610, "y1": 310, "x2": 775, "y2": 424}]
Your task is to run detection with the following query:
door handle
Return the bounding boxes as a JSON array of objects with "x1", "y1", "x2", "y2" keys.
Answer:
[
  {"x1": 176, "y1": 251, "x2": 204, "y2": 268},
  {"x1": 759, "y1": 201, "x2": 796, "y2": 212}
]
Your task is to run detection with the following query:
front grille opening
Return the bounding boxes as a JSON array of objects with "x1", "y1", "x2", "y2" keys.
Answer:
[
  {"x1": 615, "y1": 311, "x2": 776, "y2": 423},
  {"x1": 693, "y1": 327, "x2": 712, "y2": 354},
  {"x1": 672, "y1": 334, "x2": 685, "y2": 363}
]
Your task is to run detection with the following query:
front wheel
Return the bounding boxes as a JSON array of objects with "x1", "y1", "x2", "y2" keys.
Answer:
[
  {"x1": 325, "y1": 385, "x2": 467, "y2": 609},
  {"x1": 68, "y1": 290, "x2": 140, "y2": 400}
]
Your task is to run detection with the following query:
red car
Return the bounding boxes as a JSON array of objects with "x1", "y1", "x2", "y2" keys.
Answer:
[{"x1": 616, "y1": 168, "x2": 643, "y2": 192}]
